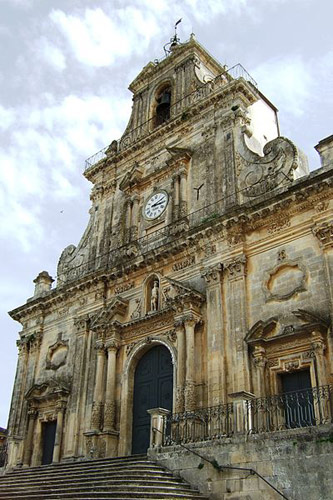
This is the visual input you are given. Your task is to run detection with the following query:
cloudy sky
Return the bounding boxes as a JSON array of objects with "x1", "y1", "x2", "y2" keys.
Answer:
[{"x1": 0, "y1": 0, "x2": 332, "y2": 427}]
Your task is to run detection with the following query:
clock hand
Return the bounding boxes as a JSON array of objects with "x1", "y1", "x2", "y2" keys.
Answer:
[{"x1": 151, "y1": 200, "x2": 165, "y2": 207}]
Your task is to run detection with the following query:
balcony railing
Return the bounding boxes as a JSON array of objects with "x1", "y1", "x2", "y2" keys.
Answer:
[
  {"x1": 84, "y1": 63, "x2": 257, "y2": 171},
  {"x1": 161, "y1": 385, "x2": 333, "y2": 446},
  {"x1": 248, "y1": 384, "x2": 333, "y2": 434}
]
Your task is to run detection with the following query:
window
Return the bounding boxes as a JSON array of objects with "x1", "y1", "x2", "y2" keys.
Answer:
[{"x1": 154, "y1": 86, "x2": 171, "y2": 128}]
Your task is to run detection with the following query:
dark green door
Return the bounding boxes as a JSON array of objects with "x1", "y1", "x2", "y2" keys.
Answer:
[
  {"x1": 132, "y1": 345, "x2": 173, "y2": 454},
  {"x1": 281, "y1": 370, "x2": 315, "y2": 428},
  {"x1": 42, "y1": 421, "x2": 57, "y2": 465}
]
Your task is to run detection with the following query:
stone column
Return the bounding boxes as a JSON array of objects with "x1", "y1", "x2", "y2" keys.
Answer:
[
  {"x1": 174, "y1": 319, "x2": 186, "y2": 413},
  {"x1": 311, "y1": 333, "x2": 327, "y2": 386},
  {"x1": 312, "y1": 222, "x2": 333, "y2": 376},
  {"x1": 31, "y1": 415, "x2": 42, "y2": 466},
  {"x1": 202, "y1": 264, "x2": 225, "y2": 406},
  {"x1": 172, "y1": 174, "x2": 180, "y2": 220},
  {"x1": 91, "y1": 341, "x2": 106, "y2": 431},
  {"x1": 224, "y1": 255, "x2": 251, "y2": 394},
  {"x1": 252, "y1": 346, "x2": 267, "y2": 397},
  {"x1": 179, "y1": 167, "x2": 187, "y2": 217},
  {"x1": 184, "y1": 315, "x2": 197, "y2": 411},
  {"x1": 103, "y1": 337, "x2": 119, "y2": 432},
  {"x1": 23, "y1": 407, "x2": 37, "y2": 467},
  {"x1": 130, "y1": 194, "x2": 140, "y2": 240},
  {"x1": 53, "y1": 402, "x2": 66, "y2": 463},
  {"x1": 125, "y1": 199, "x2": 132, "y2": 243}
]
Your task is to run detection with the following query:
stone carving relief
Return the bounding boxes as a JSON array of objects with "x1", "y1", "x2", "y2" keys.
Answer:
[
  {"x1": 263, "y1": 259, "x2": 307, "y2": 302},
  {"x1": 312, "y1": 220, "x2": 333, "y2": 248},
  {"x1": 238, "y1": 136, "x2": 300, "y2": 198},
  {"x1": 46, "y1": 333, "x2": 69, "y2": 370}
]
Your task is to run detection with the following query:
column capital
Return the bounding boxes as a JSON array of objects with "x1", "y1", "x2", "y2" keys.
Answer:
[
  {"x1": 105, "y1": 336, "x2": 120, "y2": 352},
  {"x1": 95, "y1": 340, "x2": 105, "y2": 354},
  {"x1": 224, "y1": 255, "x2": 247, "y2": 280},
  {"x1": 201, "y1": 263, "x2": 223, "y2": 284},
  {"x1": 312, "y1": 221, "x2": 333, "y2": 248}
]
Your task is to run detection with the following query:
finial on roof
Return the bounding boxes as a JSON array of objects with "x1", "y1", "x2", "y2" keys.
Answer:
[{"x1": 164, "y1": 19, "x2": 182, "y2": 56}]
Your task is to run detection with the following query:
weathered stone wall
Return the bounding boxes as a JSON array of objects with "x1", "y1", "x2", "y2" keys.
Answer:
[{"x1": 149, "y1": 425, "x2": 333, "y2": 500}]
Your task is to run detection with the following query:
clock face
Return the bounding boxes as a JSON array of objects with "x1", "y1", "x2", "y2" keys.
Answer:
[{"x1": 144, "y1": 191, "x2": 168, "y2": 220}]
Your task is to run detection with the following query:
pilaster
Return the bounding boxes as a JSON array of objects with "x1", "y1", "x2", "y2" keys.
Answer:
[{"x1": 201, "y1": 264, "x2": 225, "y2": 406}]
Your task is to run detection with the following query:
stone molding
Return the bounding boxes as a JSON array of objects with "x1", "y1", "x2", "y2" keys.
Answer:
[{"x1": 262, "y1": 258, "x2": 307, "y2": 302}]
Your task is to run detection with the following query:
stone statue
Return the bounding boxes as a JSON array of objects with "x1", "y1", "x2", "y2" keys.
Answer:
[{"x1": 150, "y1": 281, "x2": 159, "y2": 311}]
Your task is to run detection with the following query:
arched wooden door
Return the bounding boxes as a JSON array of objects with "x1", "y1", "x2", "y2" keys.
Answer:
[{"x1": 132, "y1": 345, "x2": 173, "y2": 454}]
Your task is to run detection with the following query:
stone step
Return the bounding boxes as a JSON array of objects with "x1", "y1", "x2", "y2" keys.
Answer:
[
  {"x1": 1, "y1": 465, "x2": 173, "y2": 482},
  {"x1": 0, "y1": 456, "x2": 208, "y2": 500},
  {"x1": 0, "y1": 471, "x2": 178, "y2": 487},
  {"x1": 5, "y1": 456, "x2": 150, "y2": 475},
  {"x1": 0, "y1": 478, "x2": 193, "y2": 493}
]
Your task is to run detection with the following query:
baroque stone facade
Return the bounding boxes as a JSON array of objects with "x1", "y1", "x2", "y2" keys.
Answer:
[{"x1": 5, "y1": 35, "x2": 333, "y2": 495}]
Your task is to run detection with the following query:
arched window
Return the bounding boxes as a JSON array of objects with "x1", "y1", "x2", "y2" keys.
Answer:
[{"x1": 154, "y1": 86, "x2": 171, "y2": 128}]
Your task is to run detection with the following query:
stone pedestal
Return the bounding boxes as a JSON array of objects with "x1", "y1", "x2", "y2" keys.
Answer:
[
  {"x1": 229, "y1": 391, "x2": 255, "y2": 434},
  {"x1": 147, "y1": 408, "x2": 170, "y2": 448}
]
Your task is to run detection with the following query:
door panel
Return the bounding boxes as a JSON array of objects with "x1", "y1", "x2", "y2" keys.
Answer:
[
  {"x1": 132, "y1": 346, "x2": 173, "y2": 454},
  {"x1": 42, "y1": 421, "x2": 57, "y2": 465},
  {"x1": 280, "y1": 370, "x2": 315, "y2": 428}
]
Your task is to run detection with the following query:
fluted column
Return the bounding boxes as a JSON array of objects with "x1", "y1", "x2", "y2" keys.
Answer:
[
  {"x1": 252, "y1": 346, "x2": 267, "y2": 397},
  {"x1": 103, "y1": 337, "x2": 120, "y2": 432},
  {"x1": 224, "y1": 255, "x2": 251, "y2": 394},
  {"x1": 125, "y1": 199, "x2": 132, "y2": 243},
  {"x1": 179, "y1": 167, "x2": 187, "y2": 217},
  {"x1": 52, "y1": 402, "x2": 66, "y2": 463},
  {"x1": 311, "y1": 333, "x2": 327, "y2": 386},
  {"x1": 184, "y1": 315, "x2": 196, "y2": 411},
  {"x1": 23, "y1": 407, "x2": 37, "y2": 467},
  {"x1": 130, "y1": 195, "x2": 140, "y2": 240},
  {"x1": 91, "y1": 341, "x2": 106, "y2": 431},
  {"x1": 172, "y1": 174, "x2": 180, "y2": 220},
  {"x1": 174, "y1": 320, "x2": 186, "y2": 412}
]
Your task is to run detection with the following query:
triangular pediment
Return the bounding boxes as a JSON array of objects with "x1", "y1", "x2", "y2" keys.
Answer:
[
  {"x1": 90, "y1": 296, "x2": 128, "y2": 332},
  {"x1": 119, "y1": 163, "x2": 144, "y2": 192}
]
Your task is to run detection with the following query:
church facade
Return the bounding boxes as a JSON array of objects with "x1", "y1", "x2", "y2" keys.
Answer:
[{"x1": 6, "y1": 35, "x2": 333, "y2": 493}]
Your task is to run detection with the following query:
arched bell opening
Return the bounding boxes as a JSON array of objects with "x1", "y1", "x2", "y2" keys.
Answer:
[{"x1": 153, "y1": 84, "x2": 172, "y2": 128}]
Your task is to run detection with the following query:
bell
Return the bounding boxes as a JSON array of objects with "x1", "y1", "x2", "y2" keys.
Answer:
[
  {"x1": 159, "y1": 91, "x2": 171, "y2": 105},
  {"x1": 156, "y1": 91, "x2": 171, "y2": 114}
]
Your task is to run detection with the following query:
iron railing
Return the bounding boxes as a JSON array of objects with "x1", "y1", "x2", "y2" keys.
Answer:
[
  {"x1": 247, "y1": 384, "x2": 333, "y2": 434},
  {"x1": 163, "y1": 385, "x2": 333, "y2": 446},
  {"x1": 163, "y1": 403, "x2": 234, "y2": 446},
  {"x1": 84, "y1": 63, "x2": 257, "y2": 170}
]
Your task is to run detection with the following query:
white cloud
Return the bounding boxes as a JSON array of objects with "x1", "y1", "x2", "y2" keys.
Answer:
[
  {"x1": 252, "y1": 55, "x2": 313, "y2": 117},
  {"x1": 0, "y1": 105, "x2": 15, "y2": 130},
  {"x1": 49, "y1": 7, "x2": 159, "y2": 67},
  {"x1": 38, "y1": 38, "x2": 67, "y2": 71},
  {"x1": 0, "y1": 92, "x2": 131, "y2": 250}
]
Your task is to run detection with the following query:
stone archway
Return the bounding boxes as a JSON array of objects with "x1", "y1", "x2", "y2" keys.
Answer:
[
  {"x1": 131, "y1": 345, "x2": 173, "y2": 454},
  {"x1": 118, "y1": 338, "x2": 176, "y2": 456}
]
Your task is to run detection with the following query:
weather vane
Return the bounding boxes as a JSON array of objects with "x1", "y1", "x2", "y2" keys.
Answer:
[{"x1": 164, "y1": 19, "x2": 182, "y2": 56}]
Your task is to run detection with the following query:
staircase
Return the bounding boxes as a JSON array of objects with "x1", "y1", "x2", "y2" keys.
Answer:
[{"x1": 0, "y1": 455, "x2": 208, "y2": 499}]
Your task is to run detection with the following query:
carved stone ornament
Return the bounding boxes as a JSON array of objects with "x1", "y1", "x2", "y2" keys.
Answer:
[
  {"x1": 312, "y1": 221, "x2": 333, "y2": 248},
  {"x1": 263, "y1": 259, "x2": 307, "y2": 302},
  {"x1": 238, "y1": 136, "x2": 299, "y2": 198},
  {"x1": 46, "y1": 333, "x2": 69, "y2": 370},
  {"x1": 201, "y1": 264, "x2": 223, "y2": 284},
  {"x1": 224, "y1": 255, "x2": 246, "y2": 279},
  {"x1": 90, "y1": 297, "x2": 128, "y2": 333}
]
